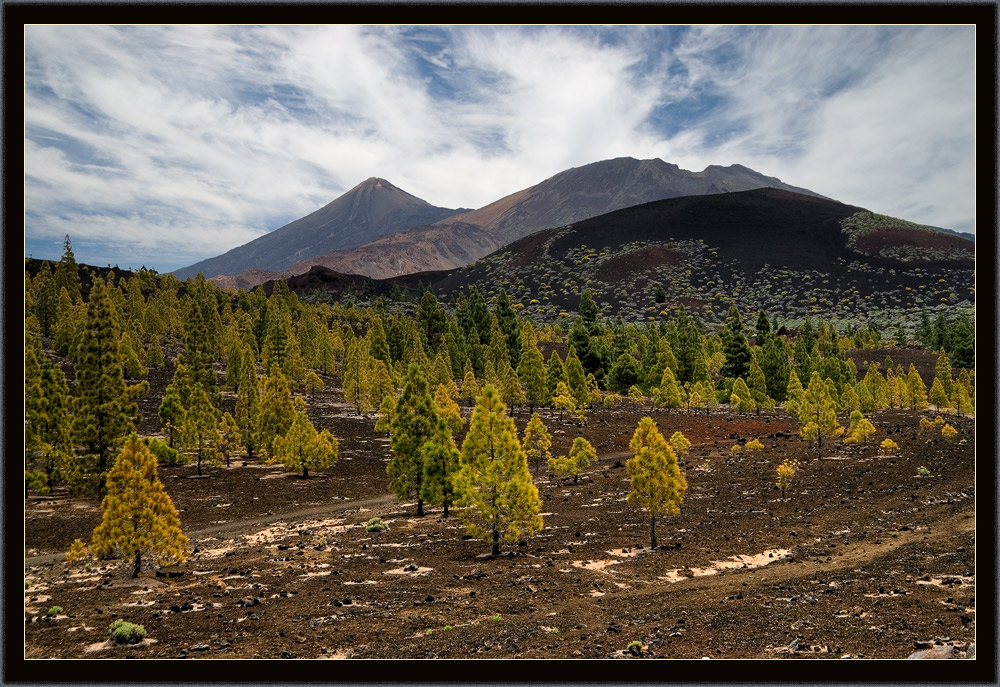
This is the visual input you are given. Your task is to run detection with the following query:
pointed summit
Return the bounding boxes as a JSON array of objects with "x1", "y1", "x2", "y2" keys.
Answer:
[{"x1": 173, "y1": 179, "x2": 464, "y2": 280}]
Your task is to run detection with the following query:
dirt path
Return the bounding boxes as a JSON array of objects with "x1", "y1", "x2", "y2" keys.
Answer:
[{"x1": 24, "y1": 492, "x2": 399, "y2": 568}]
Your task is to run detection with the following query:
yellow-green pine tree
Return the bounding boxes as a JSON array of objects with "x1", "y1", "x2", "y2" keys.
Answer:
[
  {"x1": 91, "y1": 434, "x2": 188, "y2": 578},
  {"x1": 271, "y1": 399, "x2": 338, "y2": 478},
  {"x1": 627, "y1": 417, "x2": 687, "y2": 549},
  {"x1": 521, "y1": 413, "x2": 552, "y2": 478},
  {"x1": 454, "y1": 386, "x2": 542, "y2": 556}
]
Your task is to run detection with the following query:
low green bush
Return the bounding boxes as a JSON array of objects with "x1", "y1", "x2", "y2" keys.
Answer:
[
  {"x1": 365, "y1": 517, "x2": 386, "y2": 533},
  {"x1": 47, "y1": 606, "x2": 63, "y2": 616},
  {"x1": 109, "y1": 619, "x2": 146, "y2": 644}
]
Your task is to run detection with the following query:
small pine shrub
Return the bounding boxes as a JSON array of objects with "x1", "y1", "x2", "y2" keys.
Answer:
[
  {"x1": 730, "y1": 444, "x2": 742, "y2": 455},
  {"x1": 365, "y1": 517, "x2": 386, "y2": 532},
  {"x1": 941, "y1": 424, "x2": 957, "y2": 440},
  {"x1": 932, "y1": 416, "x2": 945, "y2": 427},
  {"x1": 745, "y1": 438, "x2": 764, "y2": 451},
  {"x1": 880, "y1": 438, "x2": 899, "y2": 455},
  {"x1": 919, "y1": 417, "x2": 935, "y2": 431},
  {"x1": 443, "y1": 625, "x2": 452, "y2": 631},
  {"x1": 47, "y1": 606, "x2": 63, "y2": 616},
  {"x1": 109, "y1": 619, "x2": 146, "y2": 644},
  {"x1": 146, "y1": 437, "x2": 186, "y2": 466},
  {"x1": 628, "y1": 640, "x2": 643, "y2": 649},
  {"x1": 917, "y1": 466, "x2": 931, "y2": 476},
  {"x1": 493, "y1": 614, "x2": 501, "y2": 622},
  {"x1": 66, "y1": 538, "x2": 88, "y2": 564}
]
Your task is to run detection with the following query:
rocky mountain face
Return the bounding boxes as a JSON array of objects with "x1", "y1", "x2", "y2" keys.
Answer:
[
  {"x1": 275, "y1": 157, "x2": 828, "y2": 284},
  {"x1": 188, "y1": 157, "x2": 828, "y2": 288},
  {"x1": 172, "y1": 177, "x2": 466, "y2": 280}
]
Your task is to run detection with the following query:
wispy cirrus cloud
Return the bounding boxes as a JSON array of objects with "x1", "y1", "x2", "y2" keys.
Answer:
[{"x1": 24, "y1": 24, "x2": 976, "y2": 272}]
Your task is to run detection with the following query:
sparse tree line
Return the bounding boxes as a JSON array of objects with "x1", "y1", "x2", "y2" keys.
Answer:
[{"x1": 25, "y1": 237, "x2": 974, "y2": 575}]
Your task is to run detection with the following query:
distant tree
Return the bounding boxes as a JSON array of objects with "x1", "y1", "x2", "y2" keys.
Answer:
[
  {"x1": 798, "y1": 372, "x2": 844, "y2": 452},
  {"x1": 271, "y1": 399, "x2": 338, "y2": 478},
  {"x1": 454, "y1": 386, "x2": 542, "y2": 556},
  {"x1": 775, "y1": 458, "x2": 799, "y2": 498},
  {"x1": 669, "y1": 431, "x2": 691, "y2": 458},
  {"x1": 627, "y1": 417, "x2": 687, "y2": 549},
  {"x1": 255, "y1": 367, "x2": 295, "y2": 459},
  {"x1": 434, "y1": 383, "x2": 465, "y2": 436},
  {"x1": 521, "y1": 413, "x2": 552, "y2": 477},
  {"x1": 546, "y1": 350, "x2": 567, "y2": 406},
  {"x1": 303, "y1": 370, "x2": 325, "y2": 402},
  {"x1": 179, "y1": 383, "x2": 221, "y2": 476},
  {"x1": 730, "y1": 377, "x2": 756, "y2": 414},
  {"x1": 388, "y1": 364, "x2": 439, "y2": 517},
  {"x1": 460, "y1": 361, "x2": 480, "y2": 408},
  {"x1": 607, "y1": 352, "x2": 642, "y2": 394},
  {"x1": 417, "y1": 290, "x2": 448, "y2": 353},
  {"x1": 217, "y1": 412, "x2": 242, "y2": 468},
  {"x1": 158, "y1": 386, "x2": 186, "y2": 449},
  {"x1": 90, "y1": 434, "x2": 188, "y2": 578},
  {"x1": 905, "y1": 364, "x2": 929, "y2": 411},
  {"x1": 516, "y1": 324, "x2": 547, "y2": 413},
  {"x1": 548, "y1": 437, "x2": 595, "y2": 484},
  {"x1": 720, "y1": 304, "x2": 751, "y2": 380}
]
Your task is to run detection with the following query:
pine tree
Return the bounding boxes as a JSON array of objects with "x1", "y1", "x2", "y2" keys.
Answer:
[
  {"x1": 799, "y1": 372, "x2": 844, "y2": 452},
  {"x1": 217, "y1": 412, "x2": 242, "y2": 468},
  {"x1": 73, "y1": 278, "x2": 141, "y2": 495},
  {"x1": 730, "y1": 377, "x2": 756, "y2": 414},
  {"x1": 933, "y1": 350, "x2": 954, "y2": 399},
  {"x1": 54, "y1": 235, "x2": 82, "y2": 303},
  {"x1": 388, "y1": 364, "x2": 439, "y2": 517},
  {"x1": 517, "y1": 325, "x2": 547, "y2": 413},
  {"x1": 90, "y1": 434, "x2": 188, "y2": 578},
  {"x1": 271, "y1": 399, "x2": 338, "y2": 478},
  {"x1": 669, "y1": 431, "x2": 691, "y2": 458},
  {"x1": 843, "y1": 410, "x2": 876, "y2": 444},
  {"x1": 303, "y1": 370, "x2": 325, "y2": 402},
  {"x1": 454, "y1": 386, "x2": 543, "y2": 556},
  {"x1": 461, "y1": 361, "x2": 480, "y2": 408},
  {"x1": 565, "y1": 347, "x2": 589, "y2": 409},
  {"x1": 521, "y1": 413, "x2": 552, "y2": 477},
  {"x1": 342, "y1": 337, "x2": 372, "y2": 415},
  {"x1": 545, "y1": 350, "x2": 567, "y2": 406},
  {"x1": 653, "y1": 366, "x2": 683, "y2": 410},
  {"x1": 905, "y1": 364, "x2": 929, "y2": 411},
  {"x1": 419, "y1": 418, "x2": 460, "y2": 518},
  {"x1": 548, "y1": 437, "x2": 596, "y2": 484},
  {"x1": 180, "y1": 383, "x2": 221, "y2": 476},
  {"x1": 948, "y1": 316, "x2": 974, "y2": 369},
  {"x1": 33, "y1": 261, "x2": 59, "y2": 337},
  {"x1": 434, "y1": 383, "x2": 465, "y2": 436},
  {"x1": 374, "y1": 393, "x2": 397, "y2": 435},
  {"x1": 748, "y1": 358, "x2": 774, "y2": 413},
  {"x1": 929, "y1": 377, "x2": 950, "y2": 411},
  {"x1": 234, "y1": 353, "x2": 260, "y2": 459},
  {"x1": 627, "y1": 417, "x2": 687, "y2": 549},
  {"x1": 25, "y1": 356, "x2": 74, "y2": 494},
  {"x1": 255, "y1": 367, "x2": 295, "y2": 459},
  {"x1": 417, "y1": 290, "x2": 448, "y2": 353},
  {"x1": 553, "y1": 381, "x2": 577, "y2": 421},
  {"x1": 158, "y1": 385, "x2": 186, "y2": 449},
  {"x1": 761, "y1": 335, "x2": 790, "y2": 402},
  {"x1": 720, "y1": 304, "x2": 752, "y2": 380},
  {"x1": 180, "y1": 277, "x2": 220, "y2": 407}
]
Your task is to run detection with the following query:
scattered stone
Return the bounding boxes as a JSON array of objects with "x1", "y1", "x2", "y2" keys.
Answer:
[
  {"x1": 908, "y1": 645, "x2": 959, "y2": 659},
  {"x1": 190, "y1": 643, "x2": 210, "y2": 652}
]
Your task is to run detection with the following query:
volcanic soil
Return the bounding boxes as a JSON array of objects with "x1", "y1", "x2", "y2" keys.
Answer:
[{"x1": 23, "y1": 380, "x2": 977, "y2": 663}]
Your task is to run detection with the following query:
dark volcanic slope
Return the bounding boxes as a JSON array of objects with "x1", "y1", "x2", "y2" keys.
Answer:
[
  {"x1": 429, "y1": 188, "x2": 975, "y2": 329},
  {"x1": 173, "y1": 178, "x2": 465, "y2": 280},
  {"x1": 274, "y1": 157, "x2": 830, "y2": 283}
]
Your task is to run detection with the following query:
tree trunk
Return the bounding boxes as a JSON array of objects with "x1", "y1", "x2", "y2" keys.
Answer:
[
  {"x1": 417, "y1": 497, "x2": 424, "y2": 517},
  {"x1": 131, "y1": 550, "x2": 142, "y2": 578},
  {"x1": 491, "y1": 527, "x2": 500, "y2": 557},
  {"x1": 303, "y1": 466, "x2": 309, "y2": 479},
  {"x1": 650, "y1": 513, "x2": 657, "y2": 549},
  {"x1": 443, "y1": 498, "x2": 449, "y2": 519},
  {"x1": 197, "y1": 450, "x2": 202, "y2": 476}
]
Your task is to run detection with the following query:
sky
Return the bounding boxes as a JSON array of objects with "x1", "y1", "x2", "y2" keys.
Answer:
[{"x1": 23, "y1": 24, "x2": 977, "y2": 274}]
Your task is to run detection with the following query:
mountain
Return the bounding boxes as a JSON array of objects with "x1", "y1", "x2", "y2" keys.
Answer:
[
  {"x1": 426, "y1": 188, "x2": 974, "y2": 328},
  {"x1": 280, "y1": 157, "x2": 828, "y2": 281},
  {"x1": 172, "y1": 178, "x2": 467, "y2": 280}
]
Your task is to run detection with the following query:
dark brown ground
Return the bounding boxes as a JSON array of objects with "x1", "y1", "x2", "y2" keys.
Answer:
[{"x1": 22, "y1": 381, "x2": 977, "y2": 662}]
